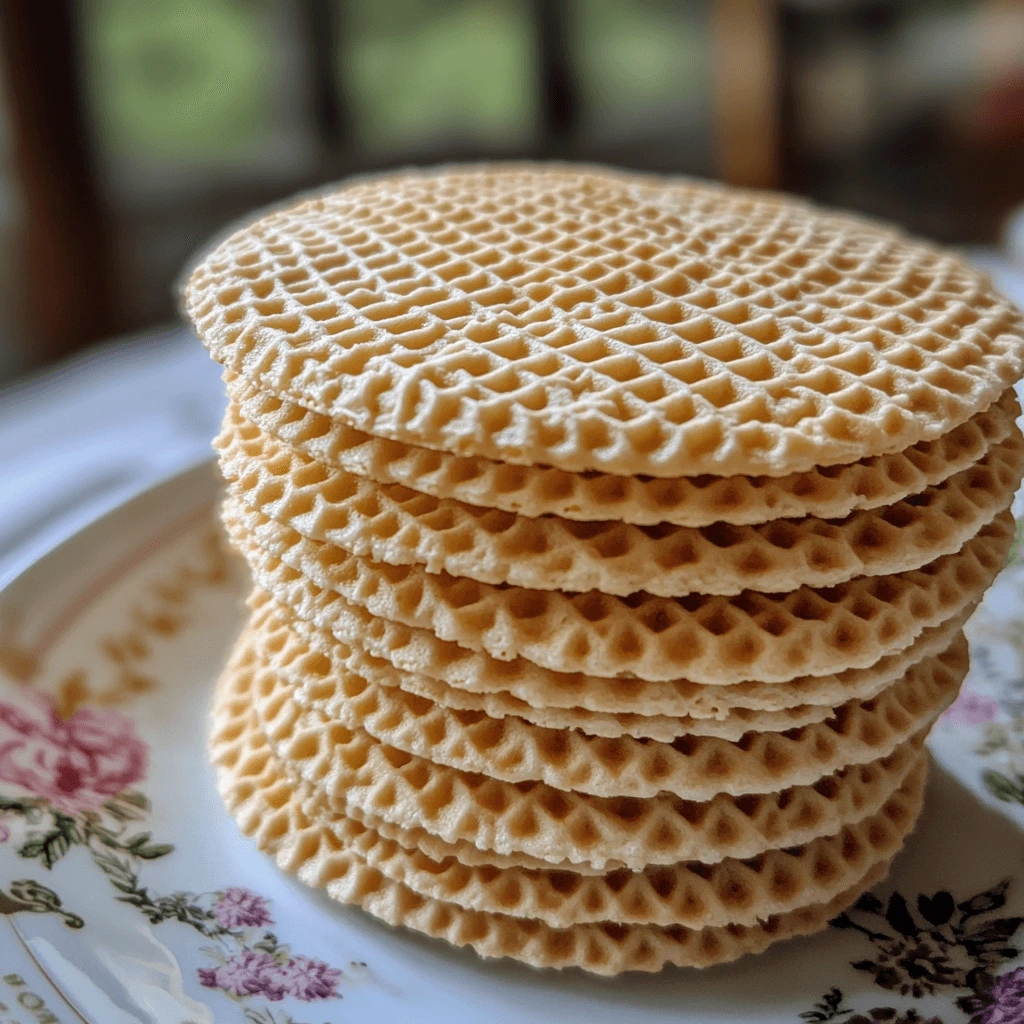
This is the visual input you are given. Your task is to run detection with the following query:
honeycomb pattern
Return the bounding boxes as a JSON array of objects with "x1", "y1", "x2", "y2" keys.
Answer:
[
  {"x1": 335, "y1": 796, "x2": 605, "y2": 876},
  {"x1": 249, "y1": 620, "x2": 964, "y2": 798},
  {"x1": 210, "y1": 693, "x2": 897, "y2": 973},
  {"x1": 186, "y1": 165, "x2": 1024, "y2": 478},
  {"x1": 229, "y1": 687, "x2": 926, "y2": 927},
  {"x1": 246, "y1": 593, "x2": 892, "y2": 742},
  {"x1": 291, "y1": 761, "x2": 925, "y2": 929},
  {"x1": 219, "y1": 406, "x2": 1024, "y2": 596},
  {"x1": 229, "y1": 373, "x2": 1021, "y2": 528},
  {"x1": 217, "y1": 636, "x2": 928, "y2": 870},
  {"x1": 224, "y1": 501, "x2": 1015, "y2": 684},
  {"x1": 248, "y1": 586, "x2": 974, "y2": 722},
  {"x1": 328, "y1": 766, "x2": 904, "y2": 882}
]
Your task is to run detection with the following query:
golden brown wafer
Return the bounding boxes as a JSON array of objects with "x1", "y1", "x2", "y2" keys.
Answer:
[
  {"x1": 216, "y1": 632, "x2": 928, "y2": 870},
  {"x1": 226, "y1": 374, "x2": 1021, "y2": 527},
  {"x1": 224, "y1": 502, "x2": 1015, "y2": 683},
  {"x1": 210, "y1": 697, "x2": 898, "y2": 973},
  {"x1": 247, "y1": 613, "x2": 964, "y2": 798},
  {"x1": 185, "y1": 165, "x2": 1024, "y2": 477},
  {"x1": 217, "y1": 408, "x2": 1024, "y2": 596},
  {"x1": 247, "y1": 586, "x2": 975, "y2": 723}
]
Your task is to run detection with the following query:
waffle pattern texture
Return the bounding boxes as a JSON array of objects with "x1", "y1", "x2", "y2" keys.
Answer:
[{"x1": 188, "y1": 163, "x2": 1024, "y2": 975}]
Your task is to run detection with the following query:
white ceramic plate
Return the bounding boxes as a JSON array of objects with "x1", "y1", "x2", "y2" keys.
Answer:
[{"x1": 0, "y1": 460, "x2": 1023, "y2": 1024}]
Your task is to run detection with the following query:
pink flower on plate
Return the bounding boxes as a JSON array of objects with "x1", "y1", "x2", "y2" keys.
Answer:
[
  {"x1": 276, "y1": 955, "x2": 343, "y2": 1001},
  {"x1": 213, "y1": 887, "x2": 274, "y2": 931},
  {"x1": 0, "y1": 694, "x2": 147, "y2": 813},
  {"x1": 942, "y1": 689, "x2": 1000, "y2": 726},
  {"x1": 198, "y1": 950, "x2": 342, "y2": 1003},
  {"x1": 198, "y1": 949, "x2": 286, "y2": 1001},
  {"x1": 973, "y1": 965, "x2": 1024, "y2": 1024}
]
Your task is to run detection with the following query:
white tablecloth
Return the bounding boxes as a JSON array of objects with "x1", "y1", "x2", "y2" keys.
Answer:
[{"x1": 1, "y1": 254, "x2": 1021, "y2": 589}]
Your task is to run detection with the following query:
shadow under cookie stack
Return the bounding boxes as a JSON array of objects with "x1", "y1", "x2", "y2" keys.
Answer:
[{"x1": 185, "y1": 165, "x2": 1024, "y2": 975}]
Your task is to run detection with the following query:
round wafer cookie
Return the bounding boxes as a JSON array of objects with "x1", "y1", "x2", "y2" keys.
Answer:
[
  {"x1": 228, "y1": 373, "x2": 1021, "y2": 527},
  {"x1": 224, "y1": 711, "x2": 915, "y2": 882},
  {"x1": 284, "y1": 751, "x2": 925, "y2": 929},
  {"x1": 215, "y1": 637, "x2": 927, "y2": 870},
  {"x1": 210, "y1": 705, "x2": 895, "y2": 974},
  {"x1": 247, "y1": 593, "x2": 965, "y2": 741},
  {"x1": 248, "y1": 586, "x2": 974, "y2": 722},
  {"x1": 218, "y1": 408, "x2": 1024, "y2": 596},
  {"x1": 223, "y1": 501, "x2": 1015, "y2": 684},
  {"x1": 214, "y1": 694, "x2": 927, "y2": 928},
  {"x1": 312, "y1": 768, "x2": 910, "y2": 887},
  {"x1": 220, "y1": 398, "x2": 1024, "y2": 600},
  {"x1": 247, "y1": 596, "x2": 843, "y2": 741},
  {"x1": 249, "y1": 619, "x2": 963, "y2": 799},
  {"x1": 185, "y1": 165, "x2": 1024, "y2": 479}
]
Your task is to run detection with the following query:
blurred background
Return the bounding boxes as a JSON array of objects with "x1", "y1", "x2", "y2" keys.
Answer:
[
  {"x1": 2, "y1": 0, "x2": 1024, "y2": 382},
  {"x1": 2, "y1": 0, "x2": 1024, "y2": 583}
]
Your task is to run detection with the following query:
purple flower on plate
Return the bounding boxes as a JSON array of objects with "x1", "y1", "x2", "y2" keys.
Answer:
[
  {"x1": 276, "y1": 954, "x2": 343, "y2": 1001},
  {"x1": 959, "y1": 966, "x2": 1024, "y2": 1024},
  {"x1": 198, "y1": 949, "x2": 287, "y2": 1001},
  {"x1": 943, "y1": 689, "x2": 1000, "y2": 726},
  {"x1": 213, "y1": 887, "x2": 273, "y2": 930},
  {"x1": 0, "y1": 822, "x2": 9, "y2": 843},
  {"x1": 198, "y1": 949, "x2": 342, "y2": 1004}
]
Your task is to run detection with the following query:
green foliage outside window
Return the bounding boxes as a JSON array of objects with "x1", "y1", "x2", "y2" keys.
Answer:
[
  {"x1": 343, "y1": 0, "x2": 538, "y2": 153},
  {"x1": 84, "y1": 0, "x2": 273, "y2": 161}
]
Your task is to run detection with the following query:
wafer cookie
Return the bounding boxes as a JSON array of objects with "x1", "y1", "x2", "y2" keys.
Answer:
[
  {"x1": 224, "y1": 502, "x2": 1015, "y2": 684},
  {"x1": 218, "y1": 410, "x2": 1024, "y2": 596},
  {"x1": 217, "y1": 636, "x2": 927, "y2": 869},
  {"x1": 248, "y1": 587, "x2": 974, "y2": 722},
  {"x1": 186, "y1": 165, "x2": 1024, "y2": 477},
  {"x1": 215, "y1": 693, "x2": 927, "y2": 927},
  {"x1": 247, "y1": 593, "x2": 964, "y2": 741},
  {"x1": 251, "y1": 626, "x2": 961, "y2": 799},
  {"x1": 210, "y1": 702, "x2": 895, "y2": 973},
  {"x1": 248, "y1": 595, "x2": 845, "y2": 741},
  {"x1": 226, "y1": 374, "x2": 1021, "y2": 527},
  {"x1": 292, "y1": 759, "x2": 926, "y2": 929}
]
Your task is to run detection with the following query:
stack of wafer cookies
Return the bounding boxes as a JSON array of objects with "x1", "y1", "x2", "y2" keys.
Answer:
[{"x1": 185, "y1": 165, "x2": 1024, "y2": 975}]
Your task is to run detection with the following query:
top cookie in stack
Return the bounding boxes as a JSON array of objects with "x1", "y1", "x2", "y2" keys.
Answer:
[{"x1": 186, "y1": 165, "x2": 1024, "y2": 975}]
